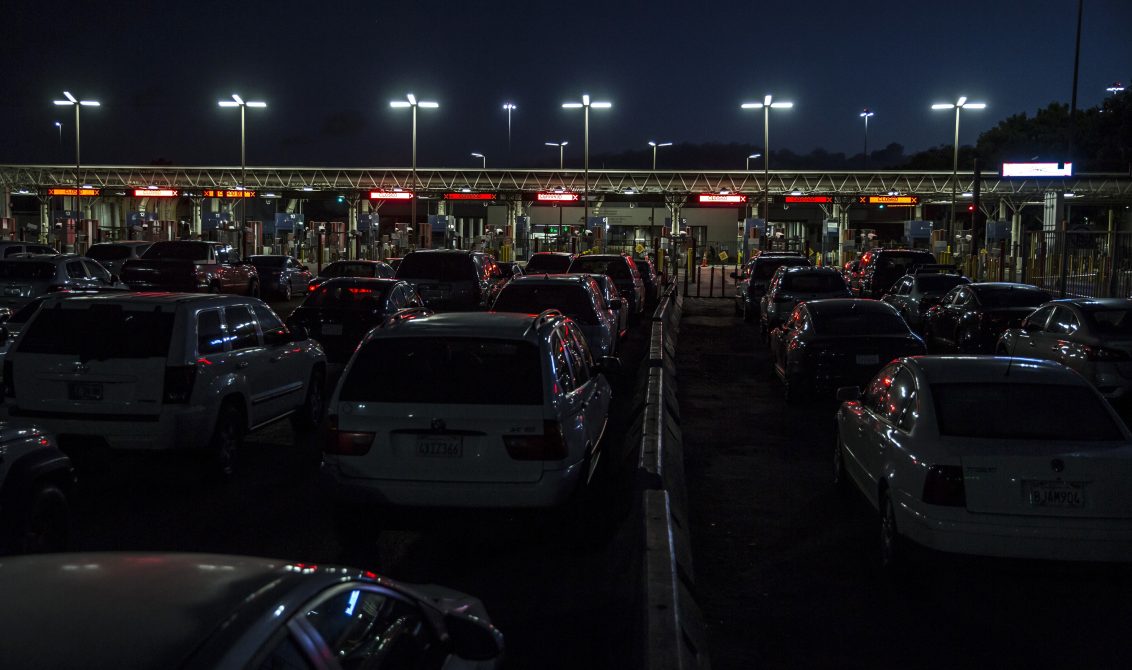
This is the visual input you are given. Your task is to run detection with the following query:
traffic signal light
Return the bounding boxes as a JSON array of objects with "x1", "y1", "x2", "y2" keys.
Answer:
[
  {"x1": 336, "y1": 194, "x2": 345, "y2": 204},
  {"x1": 967, "y1": 204, "x2": 976, "y2": 213}
]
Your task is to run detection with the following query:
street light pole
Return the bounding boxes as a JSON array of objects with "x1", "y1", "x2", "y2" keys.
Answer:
[
  {"x1": 860, "y1": 108, "x2": 874, "y2": 169},
  {"x1": 53, "y1": 91, "x2": 99, "y2": 242},
  {"x1": 745, "y1": 153, "x2": 761, "y2": 171},
  {"x1": 932, "y1": 96, "x2": 986, "y2": 244},
  {"x1": 502, "y1": 103, "x2": 516, "y2": 161},
  {"x1": 391, "y1": 93, "x2": 439, "y2": 245},
  {"x1": 545, "y1": 141, "x2": 567, "y2": 169},
  {"x1": 564, "y1": 94, "x2": 611, "y2": 238},
  {"x1": 648, "y1": 140, "x2": 672, "y2": 170},
  {"x1": 741, "y1": 95, "x2": 793, "y2": 247},
  {"x1": 219, "y1": 94, "x2": 266, "y2": 257},
  {"x1": 471, "y1": 152, "x2": 486, "y2": 168}
]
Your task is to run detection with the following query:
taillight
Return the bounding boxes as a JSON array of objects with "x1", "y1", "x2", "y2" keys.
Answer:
[
  {"x1": 1085, "y1": 345, "x2": 1130, "y2": 361},
  {"x1": 323, "y1": 415, "x2": 375, "y2": 455},
  {"x1": 46, "y1": 285, "x2": 67, "y2": 293},
  {"x1": 162, "y1": 365, "x2": 198, "y2": 403},
  {"x1": 504, "y1": 420, "x2": 568, "y2": 460},
  {"x1": 3, "y1": 360, "x2": 14, "y2": 397},
  {"x1": 773, "y1": 294, "x2": 795, "y2": 304},
  {"x1": 922, "y1": 465, "x2": 966, "y2": 506}
]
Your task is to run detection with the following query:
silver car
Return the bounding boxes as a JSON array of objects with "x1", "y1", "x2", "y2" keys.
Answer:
[{"x1": 0, "y1": 254, "x2": 122, "y2": 310}]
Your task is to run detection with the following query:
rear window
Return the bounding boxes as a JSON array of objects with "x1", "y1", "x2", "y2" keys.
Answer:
[
  {"x1": 143, "y1": 242, "x2": 210, "y2": 261},
  {"x1": 86, "y1": 245, "x2": 132, "y2": 261},
  {"x1": 0, "y1": 262, "x2": 55, "y2": 280},
  {"x1": 493, "y1": 285, "x2": 597, "y2": 324},
  {"x1": 321, "y1": 262, "x2": 382, "y2": 278},
  {"x1": 1083, "y1": 308, "x2": 1132, "y2": 335},
  {"x1": 249, "y1": 256, "x2": 286, "y2": 269},
  {"x1": 876, "y1": 253, "x2": 935, "y2": 271},
  {"x1": 753, "y1": 258, "x2": 809, "y2": 279},
  {"x1": 303, "y1": 283, "x2": 392, "y2": 309},
  {"x1": 973, "y1": 287, "x2": 1051, "y2": 308},
  {"x1": 340, "y1": 338, "x2": 543, "y2": 405},
  {"x1": 525, "y1": 255, "x2": 573, "y2": 274},
  {"x1": 932, "y1": 383, "x2": 1123, "y2": 441},
  {"x1": 813, "y1": 311, "x2": 908, "y2": 335},
  {"x1": 395, "y1": 254, "x2": 474, "y2": 281},
  {"x1": 18, "y1": 304, "x2": 175, "y2": 359},
  {"x1": 916, "y1": 275, "x2": 968, "y2": 292},
  {"x1": 780, "y1": 273, "x2": 847, "y2": 293},
  {"x1": 569, "y1": 257, "x2": 632, "y2": 281}
]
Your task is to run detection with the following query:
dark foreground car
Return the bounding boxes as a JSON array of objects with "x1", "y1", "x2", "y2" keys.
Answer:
[
  {"x1": 922, "y1": 282, "x2": 1052, "y2": 353},
  {"x1": 0, "y1": 552, "x2": 504, "y2": 669},
  {"x1": 247, "y1": 254, "x2": 312, "y2": 300},
  {"x1": 395, "y1": 250, "x2": 505, "y2": 311}
]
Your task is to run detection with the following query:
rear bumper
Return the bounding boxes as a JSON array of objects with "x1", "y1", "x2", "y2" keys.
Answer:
[
  {"x1": 893, "y1": 488, "x2": 1132, "y2": 562},
  {"x1": 0, "y1": 404, "x2": 212, "y2": 451}
]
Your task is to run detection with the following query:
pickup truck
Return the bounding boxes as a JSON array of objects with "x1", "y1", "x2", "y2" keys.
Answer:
[{"x1": 120, "y1": 241, "x2": 260, "y2": 296}]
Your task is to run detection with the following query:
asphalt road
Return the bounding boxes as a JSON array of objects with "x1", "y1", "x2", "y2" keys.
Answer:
[
  {"x1": 677, "y1": 296, "x2": 1132, "y2": 670},
  {"x1": 62, "y1": 295, "x2": 649, "y2": 670}
]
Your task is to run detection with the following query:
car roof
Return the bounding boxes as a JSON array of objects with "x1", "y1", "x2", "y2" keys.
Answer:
[
  {"x1": 1049, "y1": 297, "x2": 1132, "y2": 310},
  {"x1": 778, "y1": 265, "x2": 840, "y2": 274},
  {"x1": 507, "y1": 274, "x2": 591, "y2": 287},
  {"x1": 316, "y1": 277, "x2": 402, "y2": 288},
  {"x1": 803, "y1": 298, "x2": 898, "y2": 315},
  {"x1": 91, "y1": 240, "x2": 151, "y2": 246},
  {"x1": 327, "y1": 259, "x2": 388, "y2": 265},
  {"x1": 530, "y1": 251, "x2": 574, "y2": 257},
  {"x1": 0, "y1": 553, "x2": 377, "y2": 668},
  {"x1": 904, "y1": 355, "x2": 1092, "y2": 386},
  {"x1": 41, "y1": 292, "x2": 260, "y2": 307},
  {"x1": 373, "y1": 310, "x2": 560, "y2": 341}
]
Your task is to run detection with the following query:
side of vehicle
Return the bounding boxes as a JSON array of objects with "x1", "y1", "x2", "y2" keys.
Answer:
[
  {"x1": 922, "y1": 282, "x2": 1051, "y2": 353},
  {"x1": 583, "y1": 273, "x2": 628, "y2": 339},
  {"x1": 881, "y1": 273, "x2": 971, "y2": 332},
  {"x1": 0, "y1": 242, "x2": 58, "y2": 258},
  {"x1": 567, "y1": 254, "x2": 645, "y2": 321},
  {"x1": 1, "y1": 294, "x2": 326, "y2": 470},
  {"x1": 758, "y1": 266, "x2": 851, "y2": 339},
  {"x1": 84, "y1": 241, "x2": 152, "y2": 277},
  {"x1": 0, "y1": 426, "x2": 75, "y2": 555},
  {"x1": 737, "y1": 255, "x2": 812, "y2": 322},
  {"x1": 854, "y1": 249, "x2": 937, "y2": 299},
  {"x1": 0, "y1": 255, "x2": 122, "y2": 309},
  {"x1": 394, "y1": 250, "x2": 505, "y2": 311},
  {"x1": 121, "y1": 241, "x2": 260, "y2": 296},
  {"x1": 491, "y1": 274, "x2": 619, "y2": 358},
  {"x1": 248, "y1": 255, "x2": 312, "y2": 301}
]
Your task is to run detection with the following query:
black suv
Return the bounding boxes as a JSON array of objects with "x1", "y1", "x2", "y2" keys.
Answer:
[
  {"x1": 394, "y1": 249, "x2": 505, "y2": 311},
  {"x1": 853, "y1": 248, "x2": 937, "y2": 299}
]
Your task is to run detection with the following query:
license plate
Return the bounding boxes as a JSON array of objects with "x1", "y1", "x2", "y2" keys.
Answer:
[
  {"x1": 855, "y1": 354, "x2": 879, "y2": 365},
  {"x1": 68, "y1": 381, "x2": 103, "y2": 401},
  {"x1": 1026, "y1": 481, "x2": 1086, "y2": 508},
  {"x1": 321, "y1": 323, "x2": 343, "y2": 335},
  {"x1": 416, "y1": 435, "x2": 462, "y2": 458}
]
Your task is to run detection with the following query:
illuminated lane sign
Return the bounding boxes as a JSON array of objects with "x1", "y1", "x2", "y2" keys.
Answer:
[
  {"x1": 697, "y1": 193, "x2": 748, "y2": 204},
  {"x1": 133, "y1": 188, "x2": 179, "y2": 197},
  {"x1": 858, "y1": 195, "x2": 920, "y2": 206},
  {"x1": 202, "y1": 189, "x2": 256, "y2": 198},
  {"x1": 1002, "y1": 162, "x2": 1073, "y2": 177},
  {"x1": 783, "y1": 195, "x2": 832, "y2": 204},
  {"x1": 369, "y1": 191, "x2": 414, "y2": 200},
  {"x1": 536, "y1": 191, "x2": 580, "y2": 202},
  {"x1": 443, "y1": 192, "x2": 496, "y2": 201},
  {"x1": 47, "y1": 187, "x2": 100, "y2": 197}
]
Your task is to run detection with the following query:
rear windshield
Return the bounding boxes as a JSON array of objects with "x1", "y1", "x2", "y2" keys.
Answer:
[
  {"x1": 303, "y1": 283, "x2": 392, "y2": 309},
  {"x1": 86, "y1": 245, "x2": 133, "y2": 261},
  {"x1": 569, "y1": 257, "x2": 633, "y2": 281},
  {"x1": 18, "y1": 304, "x2": 175, "y2": 359},
  {"x1": 340, "y1": 337, "x2": 543, "y2": 405},
  {"x1": 0, "y1": 262, "x2": 55, "y2": 280},
  {"x1": 753, "y1": 258, "x2": 809, "y2": 279},
  {"x1": 321, "y1": 262, "x2": 384, "y2": 278},
  {"x1": 973, "y1": 287, "x2": 1051, "y2": 308},
  {"x1": 813, "y1": 311, "x2": 908, "y2": 336},
  {"x1": 932, "y1": 383, "x2": 1123, "y2": 441},
  {"x1": 1083, "y1": 309, "x2": 1132, "y2": 335},
  {"x1": 876, "y1": 254, "x2": 935, "y2": 271},
  {"x1": 143, "y1": 242, "x2": 210, "y2": 261},
  {"x1": 780, "y1": 273, "x2": 847, "y2": 293},
  {"x1": 249, "y1": 256, "x2": 285, "y2": 269},
  {"x1": 525, "y1": 255, "x2": 573, "y2": 273},
  {"x1": 493, "y1": 285, "x2": 597, "y2": 324},
  {"x1": 395, "y1": 254, "x2": 474, "y2": 281},
  {"x1": 916, "y1": 275, "x2": 967, "y2": 292}
]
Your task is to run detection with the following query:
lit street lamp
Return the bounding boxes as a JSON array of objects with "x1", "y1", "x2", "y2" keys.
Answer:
[
  {"x1": 563, "y1": 94, "x2": 612, "y2": 236},
  {"x1": 741, "y1": 94, "x2": 793, "y2": 242},
  {"x1": 54, "y1": 121, "x2": 62, "y2": 147},
  {"x1": 745, "y1": 153, "x2": 762, "y2": 171},
  {"x1": 471, "y1": 152, "x2": 486, "y2": 168},
  {"x1": 1106, "y1": 82, "x2": 1125, "y2": 94},
  {"x1": 502, "y1": 103, "x2": 516, "y2": 160},
  {"x1": 545, "y1": 141, "x2": 568, "y2": 169},
  {"x1": 860, "y1": 108, "x2": 875, "y2": 169},
  {"x1": 219, "y1": 94, "x2": 267, "y2": 256},
  {"x1": 648, "y1": 140, "x2": 672, "y2": 170},
  {"x1": 53, "y1": 91, "x2": 99, "y2": 237},
  {"x1": 932, "y1": 96, "x2": 986, "y2": 243},
  {"x1": 391, "y1": 93, "x2": 439, "y2": 237}
]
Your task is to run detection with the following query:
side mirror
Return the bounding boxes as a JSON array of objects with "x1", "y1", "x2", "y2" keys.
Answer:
[
  {"x1": 835, "y1": 386, "x2": 861, "y2": 403},
  {"x1": 289, "y1": 324, "x2": 310, "y2": 343},
  {"x1": 594, "y1": 356, "x2": 622, "y2": 376},
  {"x1": 443, "y1": 613, "x2": 504, "y2": 662}
]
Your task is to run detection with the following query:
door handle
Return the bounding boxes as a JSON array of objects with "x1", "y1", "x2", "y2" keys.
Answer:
[{"x1": 235, "y1": 361, "x2": 249, "y2": 369}]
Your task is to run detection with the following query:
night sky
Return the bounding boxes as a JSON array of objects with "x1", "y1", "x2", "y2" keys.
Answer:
[{"x1": 4, "y1": 0, "x2": 1130, "y2": 169}]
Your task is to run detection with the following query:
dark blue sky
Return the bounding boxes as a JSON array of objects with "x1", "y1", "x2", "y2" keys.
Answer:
[{"x1": 3, "y1": 0, "x2": 1130, "y2": 169}]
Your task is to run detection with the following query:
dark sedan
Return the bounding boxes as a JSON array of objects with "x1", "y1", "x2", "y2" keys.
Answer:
[
  {"x1": 247, "y1": 254, "x2": 312, "y2": 301},
  {"x1": 0, "y1": 552, "x2": 503, "y2": 669},
  {"x1": 286, "y1": 278, "x2": 429, "y2": 365},
  {"x1": 308, "y1": 259, "x2": 396, "y2": 293},
  {"x1": 922, "y1": 282, "x2": 1052, "y2": 353},
  {"x1": 881, "y1": 272, "x2": 971, "y2": 332},
  {"x1": 769, "y1": 299, "x2": 926, "y2": 402}
]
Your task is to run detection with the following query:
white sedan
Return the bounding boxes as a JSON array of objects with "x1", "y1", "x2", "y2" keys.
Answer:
[{"x1": 835, "y1": 355, "x2": 1132, "y2": 568}]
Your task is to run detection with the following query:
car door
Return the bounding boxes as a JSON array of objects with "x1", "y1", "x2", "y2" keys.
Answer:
[
  {"x1": 928, "y1": 287, "x2": 963, "y2": 348},
  {"x1": 883, "y1": 277, "x2": 912, "y2": 321},
  {"x1": 1046, "y1": 305, "x2": 1085, "y2": 370},
  {"x1": 1007, "y1": 304, "x2": 1056, "y2": 357},
  {"x1": 289, "y1": 256, "x2": 312, "y2": 294},
  {"x1": 218, "y1": 303, "x2": 275, "y2": 425},
  {"x1": 563, "y1": 325, "x2": 610, "y2": 477},
  {"x1": 251, "y1": 302, "x2": 308, "y2": 419}
]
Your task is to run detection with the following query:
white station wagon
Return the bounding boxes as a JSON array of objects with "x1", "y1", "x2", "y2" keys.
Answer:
[
  {"x1": 2, "y1": 293, "x2": 327, "y2": 472},
  {"x1": 835, "y1": 355, "x2": 1132, "y2": 567},
  {"x1": 322, "y1": 310, "x2": 617, "y2": 533}
]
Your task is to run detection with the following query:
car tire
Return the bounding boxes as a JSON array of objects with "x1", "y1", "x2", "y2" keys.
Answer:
[
  {"x1": 834, "y1": 436, "x2": 852, "y2": 498},
  {"x1": 7, "y1": 482, "x2": 71, "y2": 554},
  {"x1": 291, "y1": 368, "x2": 326, "y2": 432},
  {"x1": 880, "y1": 487, "x2": 913, "y2": 572},
  {"x1": 280, "y1": 281, "x2": 293, "y2": 302},
  {"x1": 248, "y1": 280, "x2": 261, "y2": 299},
  {"x1": 209, "y1": 400, "x2": 246, "y2": 477}
]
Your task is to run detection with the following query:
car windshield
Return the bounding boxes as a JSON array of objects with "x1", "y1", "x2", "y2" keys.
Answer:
[
  {"x1": 780, "y1": 273, "x2": 846, "y2": 293},
  {"x1": 321, "y1": 262, "x2": 380, "y2": 278},
  {"x1": 302, "y1": 283, "x2": 392, "y2": 309},
  {"x1": 570, "y1": 257, "x2": 632, "y2": 280},
  {"x1": 974, "y1": 287, "x2": 1051, "y2": 308},
  {"x1": 143, "y1": 242, "x2": 210, "y2": 261},
  {"x1": 17, "y1": 304, "x2": 175, "y2": 359},
  {"x1": 813, "y1": 311, "x2": 908, "y2": 335},
  {"x1": 525, "y1": 255, "x2": 573, "y2": 273},
  {"x1": 86, "y1": 245, "x2": 132, "y2": 261},
  {"x1": 916, "y1": 275, "x2": 967, "y2": 292},
  {"x1": 340, "y1": 337, "x2": 543, "y2": 405},
  {"x1": 249, "y1": 256, "x2": 286, "y2": 269},
  {"x1": 395, "y1": 254, "x2": 473, "y2": 281},
  {"x1": 877, "y1": 254, "x2": 934, "y2": 271},
  {"x1": 6, "y1": 297, "x2": 49, "y2": 325},
  {"x1": 0, "y1": 262, "x2": 55, "y2": 280},
  {"x1": 1082, "y1": 308, "x2": 1132, "y2": 335},
  {"x1": 753, "y1": 259, "x2": 808, "y2": 279},
  {"x1": 493, "y1": 285, "x2": 598, "y2": 324},
  {"x1": 932, "y1": 383, "x2": 1124, "y2": 441}
]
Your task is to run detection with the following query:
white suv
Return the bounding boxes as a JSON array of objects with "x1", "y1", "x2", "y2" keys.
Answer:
[
  {"x1": 2, "y1": 293, "x2": 327, "y2": 472},
  {"x1": 322, "y1": 310, "x2": 618, "y2": 528}
]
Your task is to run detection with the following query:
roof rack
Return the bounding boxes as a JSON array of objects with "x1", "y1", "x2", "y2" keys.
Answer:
[{"x1": 524, "y1": 308, "x2": 563, "y2": 336}]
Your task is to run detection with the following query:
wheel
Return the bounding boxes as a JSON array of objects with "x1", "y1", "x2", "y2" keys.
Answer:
[
  {"x1": 280, "y1": 281, "x2": 293, "y2": 302},
  {"x1": 834, "y1": 436, "x2": 852, "y2": 498},
  {"x1": 291, "y1": 368, "x2": 326, "y2": 431},
  {"x1": 8, "y1": 483, "x2": 71, "y2": 554},
  {"x1": 209, "y1": 400, "x2": 246, "y2": 476},
  {"x1": 248, "y1": 280, "x2": 261, "y2": 299},
  {"x1": 880, "y1": 488, "x2": 912, "y2": 572}
]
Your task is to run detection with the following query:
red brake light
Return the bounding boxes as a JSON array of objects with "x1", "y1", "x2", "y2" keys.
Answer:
[
  {"x1": 504, "y1": 420, "x2": 568, "y2": 460},
  {"x1": 922, "y1": 465, "x2": 966, "y2": 506},
  {"x1": 46, "y1": 284, "x2": 68, "y2": 293},
  {"x1": 323, "y1": 415, "x2": 375, "y2": 455}
]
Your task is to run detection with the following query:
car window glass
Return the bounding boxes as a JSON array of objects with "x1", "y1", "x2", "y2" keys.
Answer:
[
  {"x1": 197, "y1": 309, "x2": 226, "y2": 355},
  {"x1": 255, "y1": 631, "x2": 316, "y2": 670},
  {"x1": 1024, "y1": 305, "x2": 1055, "y2": 332},
  {"x1": 65, "y1": 260, "x2": 86, "y2": 278},
  {"x1": 225, "y1": 305, "x2": 259, "y2": 350},
  {"x1": 566, "y1": 325, "x2": 592, "y2": 386},
  {"x1": 83, "y1": 260, "x2": 113, "y2": 282},
  {"x1": 863, "y1": 367, "x2": 890, "y2": 415},
  {"x1": 3, "y1": 247, "x2": 21, "y2": 257},
  {"x1": 889, "y1": 367, "x2": 917, "y2": 431},
  {"x1": 551, "y1": 333, "x2": 576, "y2": 393},
  {"x1": 1049, "y1": 307, "x2": 1080, "y2": 335},
  {"x1": 303, "y1": 588, "x2": 435, "y2": 667},
  {"x1": 954, "y1": 288, "x2": 971, "y2": 306},
  {"x1": 387, "y1": 287, "x2": 405, "y2": 310},
  {"x1": 215, "y1": 247, "x2": 229, "y2": 264},
  {"x1": 252, "y1": 303, "x2": 288, "y2": 340}
]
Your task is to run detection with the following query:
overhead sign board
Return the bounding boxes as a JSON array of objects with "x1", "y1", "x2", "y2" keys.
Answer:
[
  {"x1": 368, "y1": 191, "x2": 414, "y2": 200},
  {"x1": 202, "y1": 189, "x2": 256, "y2": 198},
  {"x1": 443, "y1": 192, "x2": 496, "y2": 201},
  {"x1": 697, "y1": 193, "x2": 748, "y2": 204},
  {"x1": 47, "y1": 187, "x2": 99, "y2": 197},
  {"x1": 1002, "y1": 162, "x2": 1073, "y2": 177},
  {"x1": 857, "y1": 195, "x2": 919, "y2": 206},
  {"x1": 536, "y1": 191, "x2": 579, "y2": 202},
  {"x1": 783, "y1": 195, "x2": 832, "y2": 204},
  {"x1": 133, "y1": 188, "x2": 179, "y2": 197}
]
